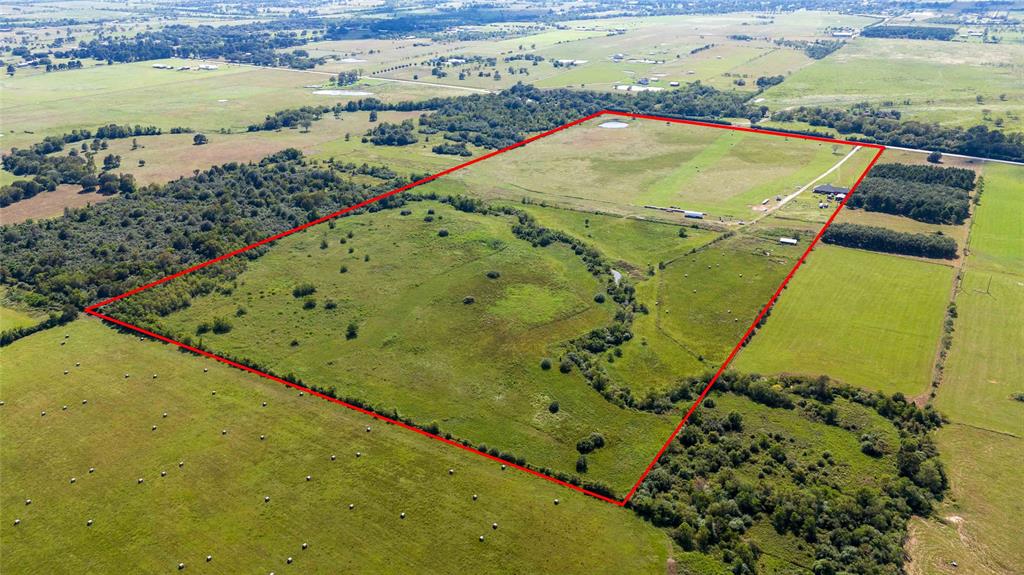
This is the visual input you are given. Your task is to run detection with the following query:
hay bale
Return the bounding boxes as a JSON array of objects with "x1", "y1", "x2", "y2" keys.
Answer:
[
  {"x1": 62, "y1": 405, "x2": 68, "y2": 410},
  {"x1": 211, "y1": 391, "x2": 216, "y2": 396},
  {"x1": 25, "y1": 499, "x2": 31, "y2": 505},
  {"x1": 138, "y1": 478, "x2": 144, "y2": 484},
  {"x1": 492, "y1": 523, "x2": 498, "y2": 530},
  {"x1": 203, "y1": 368, "x2": 208, "y2": 373},
  {"x1": 13, "y1": 519, "x2": 20, "y2": 526},
  {"x1": 64, "y1": 370, "x2": 69, "y2": 375},
  {"x1": 82, "y1": 400, "x2": 88, "y2": 404},
  {"x1": 305, "y1": 475, "x2": 312, "y2": 481},
  {"x1": 221, "y1": 430, "x2": 227, "y2": 435},
  {"x1": 365, "y1": 426, "x2": 371, "y2": 432},
  {"x1": 260, "y1": 435, "x2": 266, "y2": 441},
  {"x1": 400, "y1": 512, "x2": 406, "y2": 519},
  {"x1": 89, "y1": 467, "x2": 95, "y2": 473},
  {"x1": 448, "y1": 468, "x2": 454, "y2": 475},
  {"x1": 348, "y1": 504, "x2": 354, "y2": 510},
  {"x1": 41, "y1": 411, "x2": 46, "y2": 416},
  {"x1": 287, "y1": 557, "x2": 293, "y2": 564},
  {"x1": 163, "y1": 412, "x2": 168, "y2": 418},
  {"x1": 178, "y1": 563, "x2": 185, "y2": 570},
  {"x1": 152, "y1": 425, "x2": 158, "y2": 431},
  {"x1": 479, "y1": 535, "x2": 485, "y2": 542},
  {"x1": 553, "y1": 499, "x2": 559, "y2": 505},
  {"x1": 472, "y1": 494, "x2": 478, "y2": 501},
  {"x1": 356, "y1": 452, "x2": 361, "y2": 458},
  {"x1": 161, "y1": 471, "x2": 167, "y2": 477},
  {"x1": 86, "y1": 519, "x2": 93, "y2": 526},
  {"x1": 301, "y1": 543, "x2": 308, "y2": 550},
  {"x1": 262, "y1": 402, "x2": 267, "y2": 407},
  {"x1": 206, "y1": 556, "x2": 212, "y2": 562},
  {"x1": 265, "y1": 496, "x2": 271, "y2": 503},
  {"x1": 330, "y1": 455, "x2": 336, "y2": 461},
  {"x1": 178, "y1": 461, "x2": 184, "y2": 467},
  {"x1": 70, "y1": 477, "x2": 76, "y2": 484}
]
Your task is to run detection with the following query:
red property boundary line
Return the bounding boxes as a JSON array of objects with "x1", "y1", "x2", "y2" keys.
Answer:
[{"x1": 84, "y1": 110, "x2": 885, "y2": 507}]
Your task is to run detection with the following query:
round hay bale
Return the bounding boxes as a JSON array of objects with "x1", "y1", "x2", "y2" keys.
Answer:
[
  {"x1": 365, "y1": 426, "x2": 371, "y2": 433},
  {"x1": 152, "y1": 374, "x2": 158, "y2": 379},
  {"x1": 76, "y1": 362, "x2": 80, "y2": 367},
  {"x1": 25, "y1": 499, "x2": 31, "y2": 505},
  {"x1": 124, "y1": 374, "x2": 130, "y2": 379},
  {"x1": 448, "y1": 468, "x2": 454, "y2": 475},
  {"x1": 152, "y1": 425, "x2": 157, "y2": 431},
  {"x1": 70, "y1": 477, "x2": 76, "y2": 484},
  {"x1": 260, "y1": 435, "x2": 266, "y2": 441},
  {"x1": 206, "y1": 556, "x2": 212, "y2": 562},
  {"x1": 203, "y1": 368, "x2": 208, "y2": 373},
  {"x1": 178, "y1": 461, "x2": 184, "y2": 467},
  {"x1": 13, "y1": 519, "x2": 20, "y2": 526},
  {"x1": 221, "y1": 430, "x2": 227, "y2": 435},
  {"x1": 211, "y1": 391, "x2": 216, "y2": 396},
  {"x1": 479, "y1": 535, "x2": 485, "y2": 542},
  {"x1": 500, "y1": 464, "x2": 506, "y2": 471},
  {"x1": 305, "y1": 475, "x2": 312, "y2": 481},
  {"x1": 472, "y1": 494, "x2": 478, "y2": 501},
  {"x1": 82, "y1": 400, "x2": 88, "y2": 405},
  {"x1": 492, "y1": 523, "x2": 498, "y2": 530},
  {"x1": 64, "y1": 370, "x2": 69, "y2": 375},
  {"x1": 87, "y1": 519, "x2": 93, "y2": 526},
  {"x1": 287, "y1": 557, "x2": 293, "y2": 564},
  {"x1": 138, "y1": 478, "x2": 144, "y2": 484},
  {"x1": 163, "y1": 412, "x2": 168, "y2": 418},
  {"x1": 62, "y1": 405, "x2": 68, "y2": 411},
  {"x1": 41, "y1": 411, "x2": 46, "y2": 416},
  {"x1": 400, "y1": 512, "x2": 406, "y2": 519},
  {"x1": 356, "y1": 452, "x2": 361, "y2": 458},
  {"x1": 302, "y1": 543, "x2": 308, "y2": 550},
  {"x1": 553, "y1": 498, "x2": 560, "y2": 505},
  {"x1": 265, "y1": 496, "x2": 270, "y2": 503},
  {"x1": 262, "y1": 402, "x2": 267, "y2": 407},
  {"x1": 89, "y1": 467, "x2": 95, "y2": 473},
  {"x1": 348, "y1": 504, "x2": 355, "y2": 510},
  {"x1": 178, "y1": 563, "x2": 185, "y2": 570},
  {"x1": 330, "y1": 455, "x2": 336, "y2": 461},
  {"x1": 161, "y1": 471, "x2": 167, "y2": 477}
]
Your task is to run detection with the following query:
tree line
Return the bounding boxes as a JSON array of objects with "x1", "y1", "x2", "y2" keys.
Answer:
[
  {"x1": 848, "y1": 172, "x2": 971, "y2": 225},
  {"x1": 772, "y1": 105, "x2": 1024, "y2": 162},
  {"x1": 822, "y1": 223, "x2": 958, "y2": 259},
  {"x1": 861, "y1": 26, "x2": 956, "y2": 41}
]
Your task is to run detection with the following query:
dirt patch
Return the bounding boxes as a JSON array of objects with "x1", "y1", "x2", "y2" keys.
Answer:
[{"x1": 0, "y1": 184, "x2": 112, "y2": 224}]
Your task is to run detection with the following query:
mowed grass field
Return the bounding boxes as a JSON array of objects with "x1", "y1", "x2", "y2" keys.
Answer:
[
  {"x1": 761, "y1": 38, "x2": 1024, "y2": 132},
  {"x1": 933, "y1": 163, "x2": 1024, "y2": 437},
  {"x1": 434, "y1": 116, "x2": 857, "y2": 220},
  {"x1": 0, "y1": 319, "x2": 671, "y2": 574},
  {"x1": 0, "y1": 58, "x2": 464, "y2": 151},
  {"x1": 734, "y1": 244, "x2": 954, "y2": 397},
  {"x1": 146, "y1": 201, "x2": 677, "y2": 493}
]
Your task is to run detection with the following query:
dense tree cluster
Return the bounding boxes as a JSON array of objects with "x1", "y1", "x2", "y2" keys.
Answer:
[
  {"x1": 365, "y1": 120, "x2": 418, "y2": 146},
  {"x1": 1, "y1": 149, "x2": 408, "y2": 310},
  {"x1": 63, "y1": 21, "x2": 319, "y2": 68},
  {"x1": 860, "y1": 26, "x2": 956, "y2": 41},
  {"x1": 418, "y1": 83, "x2": 757, "y2": 149},
  {"x1": 822, "y1": 223, "x2": 958, "y2": 259},
  {"x1": 852, "y1": 163, "x2": 974, "y2": 223},
  {"x1": 431, "y1": 142, "x2": 472, "y2": 156},
  {"x1": 631, "y1": 372, "x2": 945, "y2": 575},
  {"x1": 772, "y1": 105, "x2": 1024, "y2": 162}
]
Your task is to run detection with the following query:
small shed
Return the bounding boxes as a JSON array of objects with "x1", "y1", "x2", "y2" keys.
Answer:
[{"x1": 779, "y1": 237, "x2": 799, "y2": 246}]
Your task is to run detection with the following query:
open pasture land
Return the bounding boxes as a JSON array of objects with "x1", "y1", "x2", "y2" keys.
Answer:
[
  {"x1": 653, "y1": 234, "x2": 798, "y2": 371},
  {"x1": 965, "y1": 162, "x2": 1024, "y2": 276},
  {"x1": 515, "y1": 204, "x2": 719, "y2": 269},
  {"x1": 138, "y1": 201, "x2": 678, "y2": 494},
  {"x1": 907, "y1": 426, "x2": 1024, "y2": 575},
  {"x1": 431, "y1": 115, "x2": 867, "y2": 221},
  {"x1": 0, "y1": 58, "x2": 461, "y2": 152},
  {"x1": 733, "y1": 244, "x2": 954, "y2": 397},
  {"x1": 761, "y1": 38, "x2": 1024, "y2": 132},
  {"x1": 0, "y1": 319, "x2": 670, "y2": 574}
]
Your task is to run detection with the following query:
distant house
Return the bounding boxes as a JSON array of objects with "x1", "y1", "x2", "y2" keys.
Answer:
[{"x1": 813, "y1": 184, "x2": 849, "y2": 196}]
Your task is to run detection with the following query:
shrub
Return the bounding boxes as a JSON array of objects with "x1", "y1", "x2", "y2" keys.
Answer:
[
  {"x1": 486, "y1": 271, "x2": 500, "y2": 279},
  {"x1": 293, "y1": 283, "x2": 316, "y2": 297},
  {"x1": 594, "y1": 293, "x2": 606, "y2": 304},
  {"x1": 540, "y1": 358, "x2": 552, "y2": 370},
  {"x1": 324, "y1": 299, "x2": 337, "y2": 309},
  {"x1": 576, "y1": 454, "x2": 588, "y2": 473},
  {"x1": 559, "y1": 359, "x2": 573, "y2": 374},
  {"x1": 346, "y1": 321, "x2": 359, "y2": 340},
  {"x1": 438, "y1": 228, "x2": 449, "y2": 237},
  {"x1": 548, "y1": 401, "x2": 559, "y2": 413},
  {"x1": 211, "y1": 317, "x2": 232, "y2": 334},
  {"x1": 302, "y1": 299, "x2": 316, "y2": 310}
]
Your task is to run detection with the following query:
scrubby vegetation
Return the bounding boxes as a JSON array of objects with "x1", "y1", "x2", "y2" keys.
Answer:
[
  {"x1": 860, "y1": 26, "x2": 956, "y2": 41},
  {"x1": 631, "y1": 372, "x2": 946, "y2": 575}
]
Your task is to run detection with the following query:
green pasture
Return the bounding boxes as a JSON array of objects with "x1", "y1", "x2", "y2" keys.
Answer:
[
  {"x1": 761, "y1": 38, "x2": 1024, "y2": 132},
  {"x1": 734, "y1": 245, "x2": 954, "y2": 397},
  {"x1": 967, "y1": 163, "x2": 1024, "y2": 275},
  {"x1": 149, "y1": 201, "x2": 677, "y2": 493},
  {"x1": 0, "y1": 319, "x2": 671, "y2": 574}
]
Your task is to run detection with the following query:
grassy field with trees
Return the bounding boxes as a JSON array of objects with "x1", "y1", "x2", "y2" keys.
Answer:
[{"x1": 131, "y1": 200, "x2": 678, "y2": 494}]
